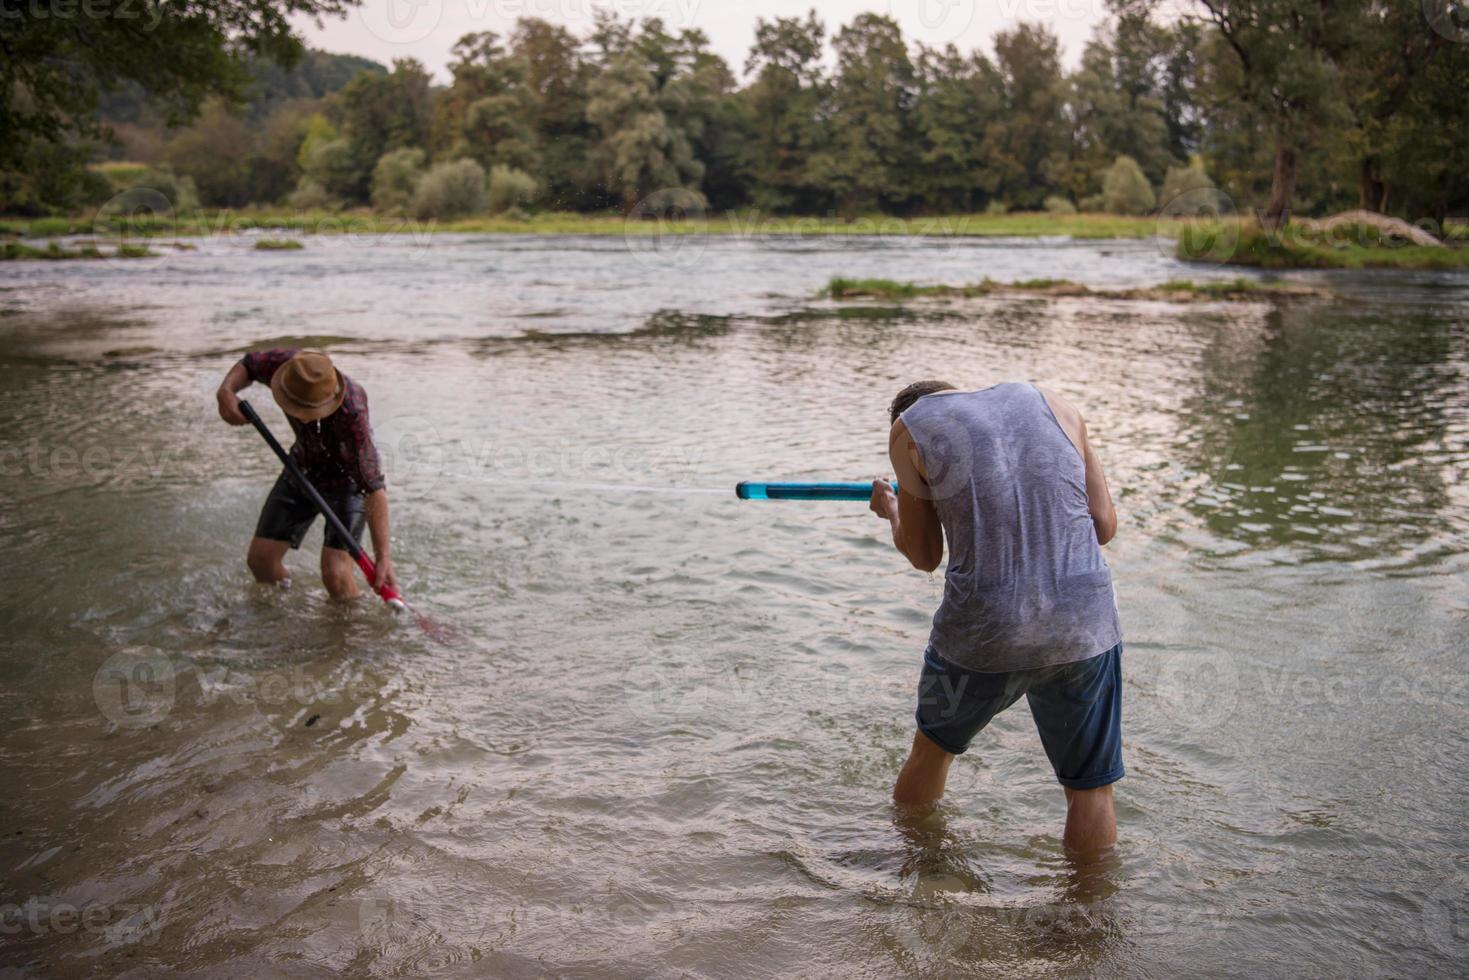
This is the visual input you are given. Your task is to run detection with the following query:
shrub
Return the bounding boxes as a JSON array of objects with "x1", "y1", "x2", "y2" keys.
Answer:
[
  {"x1": 1159, "y1": 156, "x2": 1216, "y2": 205},
  {"x1": 299, "y1": 137, "x2": 356, "y2": 200},
  {"x1": 1102, "y1": 156, "x2": 1156, "y2": 215},
  {"x1": 984, "y1": 199, "x2": 1008, "y2": 216},
  {"x1": 288, "y1": 179, "x2": 337, "y2": 211},
  {"x1": 486, "y1": 165, "x2": 538, "y2": 213},
  {"x1": 413, "y1": 158, "x2": 486, "y2": 220},
  {"x1": 371, "y1": 148, "x2": 425, "y2": 214},
  {"x1": 1043, "y1": 195, "x2": 1077, "y2": 215},
  {"x1": 1078, "y1": 194, "x2": 1106, "y2": 213}
]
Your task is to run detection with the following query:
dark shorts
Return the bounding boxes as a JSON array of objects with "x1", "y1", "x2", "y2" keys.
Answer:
[
  {"x1": 254, "y1": 472, "x2": 366, "y2": 552},
  {"x1": 916, "y1": 644, "x2": 1124, "y2": 790}
]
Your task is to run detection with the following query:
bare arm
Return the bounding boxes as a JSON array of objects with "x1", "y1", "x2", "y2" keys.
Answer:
[
  {"x1": 1037, "y1": 387, "x2": 1117, "y2": 545},
  {"x1": 870, "y1": 418, "x2": 945, "y2": 572},
  {"x1": 216, "y1": 360, "x2": 250, "y2": 425},
  {"x1": 363, "y1": 488, "x2": 396, "y2": 589}
]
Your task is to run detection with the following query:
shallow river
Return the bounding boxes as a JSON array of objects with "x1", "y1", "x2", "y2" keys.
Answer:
[{"x1": 1, "y1": 232, "x2": 1467, "y2": 977}]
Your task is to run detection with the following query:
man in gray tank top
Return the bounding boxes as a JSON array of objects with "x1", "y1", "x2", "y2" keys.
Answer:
[{"x1": 869, "y1": 380, "x2": 1123, "y2": 855}]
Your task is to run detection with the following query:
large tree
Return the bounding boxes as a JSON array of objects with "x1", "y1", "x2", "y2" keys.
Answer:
[
  {"x1": 1123, "y1": 0, "x2": 1352, "y2": 227},
  {"x1": 911, "y1": 43, "x2": 1003, "y2": 212},
  {"x1": 742, "y1": 12, "x2": 828, "y2": 213},
  {"x1": 1, "y1": 0, "x2": 357, "y2": 193},
  {"x1": 815, "y1": 13, "x2": 917, "y2": 215},
  {"x1": 986, "y1": 23, "x2": 1069, "y2": 210}
]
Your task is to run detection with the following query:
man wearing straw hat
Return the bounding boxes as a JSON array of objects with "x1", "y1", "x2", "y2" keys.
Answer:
[
  {"x1": 215, "y1": 348, "x2": 396, "y2": 599},
  {"x1": 871, "y1": 380, "x2": 1122, "y2": 855}
]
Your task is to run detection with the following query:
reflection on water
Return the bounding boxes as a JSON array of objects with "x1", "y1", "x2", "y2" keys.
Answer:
[
  {"x1": 0, "y1": 237, "x2": 1466, "y2": 976},
  {"x1": 1179, "y1": 303, "x2": 1468, "y2": 565}
]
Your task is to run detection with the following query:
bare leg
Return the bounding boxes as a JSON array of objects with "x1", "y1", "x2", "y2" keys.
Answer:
[
  {"x1": 1062, "y1": 785, "x2": 1117, "y2": 856},
  {"x1": 320, "y1": 547, "x2": 361, "y2": 599},
  {"x1": 247, "y1": 537, "x2": 290, "y2": 584},
  {"x1": 893, "y1": 730, "x2": 955, "y2": 812}
]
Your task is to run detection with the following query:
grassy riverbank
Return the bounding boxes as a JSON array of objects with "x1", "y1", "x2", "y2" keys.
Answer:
[
  {"x1": 2, "y1": 241, "x2": 155, "y2": 260},
  {"x1": 1190, "y1": 225, "x2": 1469, "y2": 270},
  {"x1": 4, "y1": 208, "x2": 1464, "y2": 269},
  {"x1": 0, "y1": 209, "x2": 1161, "y2": 241},
  {"x1": 826, "y1": 275, "x2": 1332, "y2": 303}
]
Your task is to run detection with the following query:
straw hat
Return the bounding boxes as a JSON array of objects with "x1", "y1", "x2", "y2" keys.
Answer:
[{"x1": 271, "y1": 350, "x2": 345, "y2": 421}]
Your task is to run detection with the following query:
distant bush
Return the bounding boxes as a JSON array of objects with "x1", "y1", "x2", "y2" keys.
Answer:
[
  {"x1": 1043, "y1": 195, "x2": 1077, "y2": 215},
  {"x1": 486, "y1": 165, "x2": 538, "y2": 213},
  {"x1": 93, "y1": 161, "x2": 151, "y2": 190},
  {"x1": 1159, "y1": 156, "x2": 1215, "y2": 205},
  {"x1": 1102, "y1": 155, "x2": 1156, "y2": 215},
  {"x1": 95, "y1": 164, "x2": 199, "y2": 213},
  {"x1": 371, "y1": 148, "x2": 425, "y2": 214},
  {"x1": 413, "y1": 158, "x2": 486, "y2": 220},
  {"x1": 288, "y1": 179, "x2": 337, "y2": 211},
  {"x1": 1078, "y1": 194, "x2": 1106, "y2": 213},
  {"x1": 984, "y1": 199, "x2": 1008, "y2": 216},
  {"x1": 299, "y1": 137, "x2": 356, "y2": 200}
]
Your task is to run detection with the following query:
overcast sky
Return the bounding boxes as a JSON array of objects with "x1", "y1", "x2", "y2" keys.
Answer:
[{"x1": 293, "y1": 0, "x2": 1112, "y2": 82}]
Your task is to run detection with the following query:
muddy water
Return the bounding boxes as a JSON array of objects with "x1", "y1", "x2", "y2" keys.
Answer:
[{"x1": 1, "y1": 234, "x2": 1467, "y2": 976}]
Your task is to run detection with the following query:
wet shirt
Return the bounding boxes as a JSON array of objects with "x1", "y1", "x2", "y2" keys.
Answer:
[
  {"x1": 900, "y1": 383, "x2": 1121, "y2": 672},
  {"x1": 241, "y1": 348, "x2": 384, "y2": 495}
]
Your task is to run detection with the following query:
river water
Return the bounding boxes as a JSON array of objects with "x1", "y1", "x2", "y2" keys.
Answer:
[{"x1": 1, "y1": 232, "x2": 1466, "y2": 977}]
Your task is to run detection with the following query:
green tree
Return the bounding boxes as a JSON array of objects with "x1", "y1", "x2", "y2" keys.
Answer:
[
  {"x1": 2, "y1": 0, "x2": 357, "y2": 204},
  {"x1": 433, "y1": 33, "x2": 538, "y2": 178},
  {"x1": 509, "y1": 18, "x2": 595, "y2": 209},
  {"x1": 1101, "y1": 154, "x2": 1156, "y2": 213},
  {"x1": 912, "y1": 44, "x2": 1003, "y2": 212},
  {"x1": 814, "y1": 13, "x2": 917, "y2": 215},
  {"x1": 336, "y1": 58, "x2": 433, "y2": 200},
  {"x1": 371, "y1": 147, "x2": 426, "y2": 213},
  {"x1": 1137, "y1": 0, "x2": 1353, "y2": 227},
  {"x1": 584, "y1": 14, "x2": 727, "y2": 210},
  {"x1": 986, "y1": 23, "x2": 1069, "y2": 210},
  {"x1": 743, "y1": 11, "x2": 828, "y2": 212}
]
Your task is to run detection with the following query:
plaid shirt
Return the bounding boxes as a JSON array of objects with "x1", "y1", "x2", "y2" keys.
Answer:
[{"x1": 242, "y1": 348, "x2": 385, "y2": 495}]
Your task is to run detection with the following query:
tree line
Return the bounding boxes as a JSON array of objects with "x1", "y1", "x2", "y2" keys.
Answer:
[{"x1": 3, "y1": 2, "x2": 1466, "y2": 223}]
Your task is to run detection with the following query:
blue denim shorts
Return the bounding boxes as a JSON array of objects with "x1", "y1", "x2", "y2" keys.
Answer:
[{"x1": 916, "y1": 644, "x2": 1124, "y2": 790}]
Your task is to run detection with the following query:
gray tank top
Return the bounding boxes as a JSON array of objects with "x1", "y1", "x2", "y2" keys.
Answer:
[{"x1": 900, "y1": 383, "x2": 1121, "y2": 672}]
